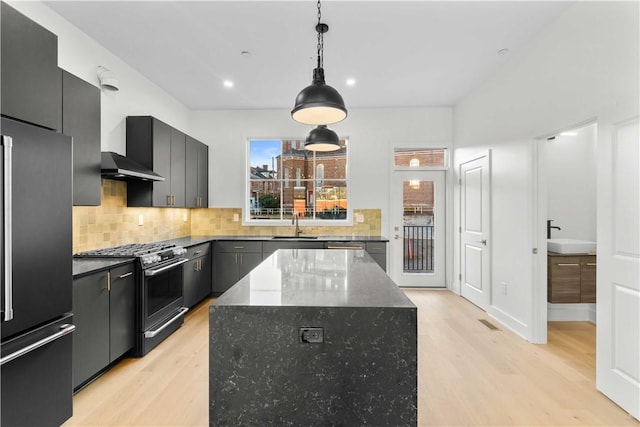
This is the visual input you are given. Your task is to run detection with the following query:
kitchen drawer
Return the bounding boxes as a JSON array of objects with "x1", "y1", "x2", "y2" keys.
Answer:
[
  {"x1": 214, "y1": 241, "x2": 262, "y2": 254},
  {"x1": 365, "y1": 242, "x2": 386, "y2": 254},
  {"x1": 186, "y1": 242, "x2": 210, "y2": 259}
]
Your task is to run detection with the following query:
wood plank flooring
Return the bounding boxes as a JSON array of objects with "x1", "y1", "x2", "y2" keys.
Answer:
[{"x1": 62, "y1": 290, "x2": 639, "y2": 426}]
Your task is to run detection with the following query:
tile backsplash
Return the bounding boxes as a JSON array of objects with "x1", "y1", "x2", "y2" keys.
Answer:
[{"x1": 73, "y1": 180, "x2": 382, "y2": 253}]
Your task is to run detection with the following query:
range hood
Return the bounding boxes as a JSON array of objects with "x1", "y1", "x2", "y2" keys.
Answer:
[{"x1": 101, "y1": 152, "x2": 165, "y2": 181}]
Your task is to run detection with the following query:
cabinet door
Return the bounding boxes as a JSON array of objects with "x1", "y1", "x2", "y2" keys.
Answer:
[
  {"x1": 197, "y1": 141, "x2": 209, "y2": 207},
  {"x1": 185, "y1": 137, "x2": 199, "y2": 208},
  {"x1": 109, "y1": 264, "x2": 136, "y2": 362},
  {"x1": 72, "y1": 272, "x2": 110, "y2": 388},
  {"x1": 62, "y1": 70, "x2": 101, "y2": 206},
  {"x1": 196, "y1": 254, "x2": 212, "y2": 304},
  {"x1": 184, "y1": 258, "x2": 199, "y2": 308},
  {"x1": 170, "y1": 127, "x2": 186, "y2": 207},
  {"x1": 239, "y1": 252, "x2": 263, "y2": 279},
  {"x1": 1, "y1": 2, "x2": 61, "y2": 130},
  {"x1": 548, "y1": 257, "x2": 581, "y2": 303},
  {"x1": 152, "y1": 119, "x2": 173, "y2": 206},
  {"x1": 213, "y1": 252, "x2": 240, "y2": 295},
  {"x1": 580, "y1": 256, "x2": 597, "y2": 303}
]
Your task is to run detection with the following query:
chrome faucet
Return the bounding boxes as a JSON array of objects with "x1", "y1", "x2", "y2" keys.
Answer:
[
  {"x1": 547, "y1": 220, "x2": 561, "y2": 239},
  {"x1": 292, "y1": 213, "x2": 302, "y2": 237}
]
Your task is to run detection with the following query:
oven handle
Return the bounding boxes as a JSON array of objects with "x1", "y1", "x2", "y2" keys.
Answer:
[
  {"x1": 144, "y1": 258, "x2": 189, "y2": 276},
  {"x1": 144, "y1": 307, "x2": 188, "y2": 338}
]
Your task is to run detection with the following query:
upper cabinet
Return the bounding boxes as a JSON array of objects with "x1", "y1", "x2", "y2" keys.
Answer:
[
  {"x1": 1, "y1": 2, "x2": 61, "y2": 131},
  {"x1": 126, "y1": 116, "x2": 207, "y2": 208},
  {"x1": 186, "y1": 136, "x2": 208, "y2": 208},
  {"x1": 62, "y1": 71, "x2": 101, "y2": 206}
]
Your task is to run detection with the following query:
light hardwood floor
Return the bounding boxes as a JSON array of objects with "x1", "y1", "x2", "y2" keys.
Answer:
[{"x1": 63, "y1": 290, "x2": 639, "y2": 427}]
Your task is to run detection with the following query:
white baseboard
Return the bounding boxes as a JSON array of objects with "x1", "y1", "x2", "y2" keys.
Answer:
[{"x1": 547, "y1": 303, "x2": 596, "y2": 324}]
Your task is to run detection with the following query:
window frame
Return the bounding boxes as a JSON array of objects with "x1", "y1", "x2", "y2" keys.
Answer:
[{"x1": 245, "y1": 137, "x2": 351, "y2": 226}]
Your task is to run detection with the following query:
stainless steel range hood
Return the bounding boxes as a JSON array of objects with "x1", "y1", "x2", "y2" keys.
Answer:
[{"x1": 101, "y1": 152, "x2": 164, "y2": 181}]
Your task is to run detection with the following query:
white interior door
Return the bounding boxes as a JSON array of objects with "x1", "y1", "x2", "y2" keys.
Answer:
[
  {"x1": 596, "y1": 116, "x2": 639, "y2": 420},
  {"x1": 460, "y1": 152, "x2": 491, "y2": 310},
  {"x1": 390, "y1": 170, "x2": 445, "y2": 287}
]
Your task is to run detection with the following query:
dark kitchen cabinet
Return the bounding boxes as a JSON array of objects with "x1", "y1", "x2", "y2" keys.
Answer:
[
  {"x1": 186, "y1": 136, "x2": 208, "y2": 208},
  {"x1": 72, "y1": 263, "x2": 135, "y2": 389},
  {"x1": 62, "y1": 70, "x2": 101, "y2": 206},
  {"x1": 365, "y1": 242, "x2": 387, "y2": 272},
  {"x1": 184, "y1": 243, "x2": 212, "y2": 308},
  {"x1": 212, "y1": 241, "x2": 263, "y2": 296},
  {"x1": 126, "y1": 116, "x2": 186, "y2": 207},
  {"x1": 1, "y1": 2, "x2": 61, "y2": 131}
]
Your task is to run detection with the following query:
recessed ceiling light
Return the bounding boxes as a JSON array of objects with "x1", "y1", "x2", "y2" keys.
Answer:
[
  {"x1": 560, "y1": 131, "x2": 578, "y2": 136},
  {"x1": 346, "y1": 78, "x2": 356, "y2": 86},
  {"x1": 497, "y1": 48, "x2": 510, "y2": 55},
  {"x1": 241, "y1": 51, "x2": 251, "y2": 58},
  {"x1": 223, "y1": 80, "x2": 233, "y2": 88}
]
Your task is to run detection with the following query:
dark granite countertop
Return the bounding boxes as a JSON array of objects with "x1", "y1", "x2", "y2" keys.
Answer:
[
  {"x1": 73, "y1": 258, "x2": 135, "y2": 279},
  {"x1": 203, "y1": 235, "x2": 389, "y2": 242},
  {"x1": 214, "y1": 249, "x2": 412, "y2": 308}
]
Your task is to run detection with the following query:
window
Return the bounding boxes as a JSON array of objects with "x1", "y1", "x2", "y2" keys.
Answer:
[
  {"x1": 247, "y1": 138, "x2": 349, "y2": 223},
  {"x1": 394, "y1": 148, "x2": 448, "y2": 168}
]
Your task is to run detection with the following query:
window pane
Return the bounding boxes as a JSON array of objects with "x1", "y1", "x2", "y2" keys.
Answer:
[
  {"x1": 394, "y1": 148, "x2": 446, "y2": 168},
  {"x1": 249, "y1": 180, "x2": 282, "y2": 220},
  {"x1": 250, "y1": 140, "x2": 281, "y2": 173},
  {"x1": 315, "y1": 180, "x2": 347, "y2": 219},
  {"x1": 315, "y1": 141, "x2": 347, "y2": 179}
]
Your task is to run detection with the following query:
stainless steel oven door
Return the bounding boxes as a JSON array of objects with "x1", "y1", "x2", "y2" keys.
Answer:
[{"x1": 141, "y1": 258, "x2": 188, "y2": 331}]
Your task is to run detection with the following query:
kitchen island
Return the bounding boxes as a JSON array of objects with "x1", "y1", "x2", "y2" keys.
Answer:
[{"x1": 210, "y1": 249, "x2": 417, "y2": 426}]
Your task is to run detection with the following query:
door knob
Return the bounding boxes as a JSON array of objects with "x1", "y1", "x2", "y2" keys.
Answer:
[{"x1": 477, "y1": 239, "x2": 487, "y2": 245}]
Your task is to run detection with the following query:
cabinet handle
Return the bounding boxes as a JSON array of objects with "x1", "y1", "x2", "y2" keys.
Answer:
[
  {"x1": 3, "y1": 136, "x2": 14, "y2": 321},
  {"x1": 240, "y1": 254, "x2": 243, "y2": 264},
  {"x1": 172, "y1": 194, "x2": 176, "y2": 206},
  {"x1": 117, "y1": 272, "x2": 133, "y2": 279},
  {"x1": 167, "y1": 195, "x2": 172, "y2": 206},
  {"x1": 557, "y1": 263, "x2": 579, "y2": 267},
  {"x1": 107, "y1": 271, "x2": 111, "y2": 292},
  {"x1": 193, "y1": 250, "x2": 202, "y2": 256},
  {"x1": 586, "y1": 263, "x2": 597, "y2": 266},
  {"x1": 234, "y1": 246, "x2": 244, "y2": 249}
]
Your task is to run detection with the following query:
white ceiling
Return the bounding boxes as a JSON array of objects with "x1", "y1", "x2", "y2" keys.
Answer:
[{"x1": 44, "y1": 1, "x2": 573, "y2": 111}]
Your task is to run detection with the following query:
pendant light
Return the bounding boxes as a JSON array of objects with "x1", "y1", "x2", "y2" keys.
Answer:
[
  {"x1": 305, "y1": 125, "x2": 341, "y2": 151},
  {"x1": 291, "y1": 0, "x2": 347, "y2": 126}
]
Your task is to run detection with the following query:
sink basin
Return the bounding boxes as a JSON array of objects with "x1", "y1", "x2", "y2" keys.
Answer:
[
  {"x1": 547, "y1": 238, "x2": 596, "y2": 254},
  {"x1": 271, "y1": 236, "x2": 319, "y2": 240}
]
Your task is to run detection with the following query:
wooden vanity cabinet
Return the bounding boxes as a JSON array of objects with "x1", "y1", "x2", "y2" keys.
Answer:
[{"x1": 547, "y1": 253, "x2": 596, "y2": 303}]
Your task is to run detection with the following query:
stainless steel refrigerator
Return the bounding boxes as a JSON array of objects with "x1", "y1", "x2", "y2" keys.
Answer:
[{"x1": 1, "y1": 117, "x2": 74, "y2": 426}]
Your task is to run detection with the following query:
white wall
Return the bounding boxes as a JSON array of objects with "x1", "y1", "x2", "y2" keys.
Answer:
[
  {"x1": 189, "y1": 107, "x2": 453, "y2": 236},
  {"x1": 8, "y1": 1, "x2": 190, "y2": 155},
  {"x1": 546, "y1": 123, "x2": 597, "y2": 241},
  {"x1": 453, "y1": 1, "x2": 639, "y2": 341}
]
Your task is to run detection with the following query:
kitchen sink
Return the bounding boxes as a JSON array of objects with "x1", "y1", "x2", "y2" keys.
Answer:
[
  {"x1": 547, "y1": 238, "x2": 596, "y2": 254},
  {"x1": 271, "y1": 236, "x2": 319, "y2": 239}
]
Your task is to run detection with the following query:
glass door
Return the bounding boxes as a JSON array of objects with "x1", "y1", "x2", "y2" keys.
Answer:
[{"x1": 390, "y1": 170, "x2": 446, "y2": 287}]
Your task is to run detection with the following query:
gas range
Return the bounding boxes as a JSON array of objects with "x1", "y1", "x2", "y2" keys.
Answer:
[
  {"x1": 75, "y1": 242, "x2": 188, "y2": 272},
  {"x1": 75, "y1": 241, "x2": 190, "y2": 356}
]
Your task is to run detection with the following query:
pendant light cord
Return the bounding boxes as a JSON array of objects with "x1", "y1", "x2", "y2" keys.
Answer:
[{"x1": 316, "y1": 0, "x2": 323, "y2": 70}]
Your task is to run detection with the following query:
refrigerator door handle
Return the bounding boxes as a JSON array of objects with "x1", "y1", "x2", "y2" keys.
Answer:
[
  {"x1": 2, "y1": 136, "x2": 13, "y2": 322},
  {"x1": 0, "y1": 323, "x2": 75, "y2": 366}
]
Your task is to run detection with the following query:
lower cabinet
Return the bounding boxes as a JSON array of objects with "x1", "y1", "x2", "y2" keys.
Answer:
[
  {"x1": 548, "y1": 254, "x2": 596, "y2": 303},
  {"x1": 72, "y1": 263, "x2": 135, "y2": 389},
  {"x1": 212, "y1": 241, "x2": 263, "y2": 296},
  {"x1": 184, "y1": 243, "x2": 212, "y2": 308}
]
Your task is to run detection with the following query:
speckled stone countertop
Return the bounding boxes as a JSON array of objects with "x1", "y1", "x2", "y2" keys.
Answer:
[{"x1": 214, "y1": 249, "x2": 411, "y2": 308}]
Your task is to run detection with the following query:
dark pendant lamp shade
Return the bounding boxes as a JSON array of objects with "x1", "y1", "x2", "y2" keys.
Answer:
[
  {"x1": 305, "y1": 125, "x2": 341, "y2": 152},
  {"x1": 292, "y1": 68, "x2": 347, "y2": 126}
]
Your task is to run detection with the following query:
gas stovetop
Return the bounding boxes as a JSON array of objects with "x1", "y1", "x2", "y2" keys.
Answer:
[{"x1": 75, "y1": 242, "x2": 178, "y2": 258}]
